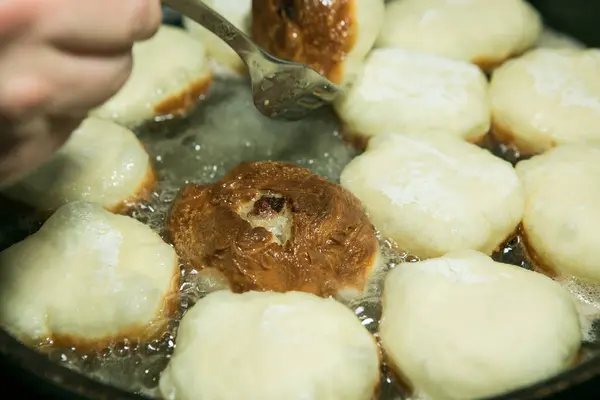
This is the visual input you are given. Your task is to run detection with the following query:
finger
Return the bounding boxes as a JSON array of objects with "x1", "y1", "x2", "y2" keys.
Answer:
[
  {"x1": 46, "y1": 50, "x2": 134, "y2": 116},
  {"x1": 0, "y1": 1, "x2": 34, "y2": 37},
  {"x1": 0, "y1": 114, "x2": 79, "y2": 185},
  {"x1": 0, "y1": 73, "x2": 52, "y2": 120},
  {"x1": 0, "y1": 45, "x2": 133, "y2": 119},
  {"x1": 34, "y1": 0, "x2": 162, "y2": 52}
]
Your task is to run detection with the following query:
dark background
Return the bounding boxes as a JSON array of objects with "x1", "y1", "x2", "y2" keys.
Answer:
[{"x1": 3, "y1": 0, "x2": 600, "y2": 398}]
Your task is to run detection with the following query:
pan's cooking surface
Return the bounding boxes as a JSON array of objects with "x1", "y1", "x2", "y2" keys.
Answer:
[
  {"x1": 1, "y1": 78, "x2": 600, "y2": 398},
  {"x1": 0, "y1": 77, "x2": 381, "y2": 397}
]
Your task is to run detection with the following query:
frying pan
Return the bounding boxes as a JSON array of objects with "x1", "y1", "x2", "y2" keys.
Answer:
[{"x1": 1, "y1": 1, "x2": 600, "y2": 399}]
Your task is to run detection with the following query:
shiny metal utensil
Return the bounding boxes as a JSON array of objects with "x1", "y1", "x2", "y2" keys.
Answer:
[{"x1": 162, "y1": 0, "x2": 340, "y2": 121}]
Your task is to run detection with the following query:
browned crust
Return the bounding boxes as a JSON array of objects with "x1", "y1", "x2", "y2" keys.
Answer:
[
  {"x1": 493, "y1": 224, "x2": 524, "y2": 254},
  {"x1": 519, "y1": 225, "x2": 559, "y2": 278},
  {"x1": 473, "y1": 130, "x2": 493, "y2": 148},
  {"x1": 472, "y1": 46, "x2": 530, "y2": 72},
  {"x1": 490, "y1": 119, "x2": 554, "y2": 158},
  {"x1": 494, "y1": 223, "x2": 560, "y2": 278},
  {"x1": 465, "y1": 133, "x2": 488, "y2": 145},
  {"x1": 33, "y1": 261, "x2": 181, "y2": 354},
  {"x1": 473, "y1": 56, "x2": 512, "y2": 72},
  {"x1": 370, "y1": 335, "x2": 384, "y2": 400},
  {"x1": 382, "y1": 353, "x2": 415, "y2": 396},
  {"x1": 231, "y1": 62, "x2": 250, "y2": 76},
  {"x1": 338, "y1": 122, "x2": 370, "y2": 151},
  {"x1": 339, "y1": 122, "x2": 489, "y2": 154},
  {"x1": 573, "y1": 349, "x2": 585, "y2": 366},
  {"x1": 166, "y1": 161, "x2": 379, "y2": 298},
  {"x1": 153, "y1": 75, "x2": 213, "y2": 117},
  {"x1": 0, "y1": 159, "x2": 156, "y2": 218},
  {"x1": 109, "y1": 161, "x2": 156, "y2": 215},
  {"x1": 251, "y1": 0, "x2": 357, "y2": 84}
]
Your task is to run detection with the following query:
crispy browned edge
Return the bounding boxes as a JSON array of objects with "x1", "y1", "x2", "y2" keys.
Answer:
[
  {"x1": 153, "y1": 75, "x2": 213, "y2": 117},
  {"x1": 490, "y1": 119, "x2": 549, "y2": 158},
  {"x1": 337, "y1": 118, "x2": 489, "y2": 152},
  {"x1": 473, "y1": 45, "x2": 531, "y2": 72},
  {"x1": 109, "y1": 160, "x2": 156, "y2": 214},
  {"x1": 29, "y1": 259, "x2": 181, "y2": 354}
]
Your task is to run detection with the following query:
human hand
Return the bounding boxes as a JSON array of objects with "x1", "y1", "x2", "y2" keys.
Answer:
[{"x1": 0, "y1": 0, "x2": 162, "y2": 185}]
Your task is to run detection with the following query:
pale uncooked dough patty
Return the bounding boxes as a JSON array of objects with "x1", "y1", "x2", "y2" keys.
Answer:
[
  {"x1": 334, "y1": 48, "x2": 490, "y2": 142},
  {"x1": 379, "y1": 250, "x2": 581, "y2": 400},
  {"x1": 159, "y1": 290, "x2": 380, "y2": 400},
  {"x1": 377, "y1": 0, "x2": 541, "y2": 71},
  {"x1": 516, "y1": 144, "x2": 600, "y2": 283},
  {"x1": 2, "y1": 117, "x2": 154, "y2": 213},
  {"x1": 341, "y1": 133, "x2": 524, "y2": 259},
  {"x1": 490, "y1": 48, "x2": 600, "y2": 155},
  {"x1": 0, "y1": 201, "x2": 179, "y2": 350}
]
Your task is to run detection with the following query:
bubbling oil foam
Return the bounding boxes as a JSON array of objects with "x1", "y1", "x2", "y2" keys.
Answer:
[{"x1": 557, "y1": 276, "x2": 600, "y2": 344}]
